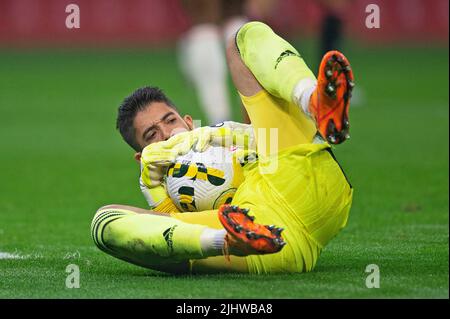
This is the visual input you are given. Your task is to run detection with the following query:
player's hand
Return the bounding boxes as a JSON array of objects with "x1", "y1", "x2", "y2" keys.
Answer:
[
  {"x1": 140, "y1": 155, "x2": 172, "y2": 208},
  {"x1": 139, "y1": 130, "x2": 200, "y2": 208},
  {"x1": 140, "y1": 129, "x2": 203, "y2": 183},
  {"x1": 139, "y1": 123, "x2": 256, "y2": 207},
  {"x1": 192, "y1": 123, "x2": 257, "y2": 168},
  {"x1": 194, "y1": 122, "x2": 256, "y2": 152}
]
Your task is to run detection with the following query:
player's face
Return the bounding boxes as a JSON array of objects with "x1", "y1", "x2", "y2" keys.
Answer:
[{"x1": 133, "y1": 102, "x2": 194, "y2": 150}]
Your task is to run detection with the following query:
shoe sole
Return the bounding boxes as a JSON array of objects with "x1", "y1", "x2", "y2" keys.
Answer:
[
  {"x1": 317, "y1": 50, "x2": 354, "y2": 144},
  {"x1": 218, "y1": 205, "x2": 286, "y2": 254}
]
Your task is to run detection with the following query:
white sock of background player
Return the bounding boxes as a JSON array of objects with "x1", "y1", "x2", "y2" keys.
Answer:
[{"x1": 178, "y1": 24, "x2": 231, "y2": 125}]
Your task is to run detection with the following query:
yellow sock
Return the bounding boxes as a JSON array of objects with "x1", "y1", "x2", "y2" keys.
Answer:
[{"x1": 91, "y1": 208, "x2": 214, "y2": 270}]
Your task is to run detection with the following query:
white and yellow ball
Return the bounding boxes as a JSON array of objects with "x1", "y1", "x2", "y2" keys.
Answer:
[{"x1": 165, "y1": 145, "x2": 244, "y2": 212}]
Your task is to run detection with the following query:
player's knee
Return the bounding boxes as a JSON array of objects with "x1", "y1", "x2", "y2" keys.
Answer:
[
  {"x1": 91, "y1": 205, "x2": 125, "y2": 233},
  {"x1": 96, "y1": 204, "x2": 124, "y2": 213},
  {"x1": 91, "y1": 207, "x2": 111, "y2": 247},
  {"x1": 91, "y1": 205, "x2": 128, "y2": 251},
  {"x1": 92, "y1": 205, "x2": 117, "y2": 226},
  {"x1": 226, "y1": 22, "x2": 270, "y2": 59},
  {"x1": 233, "y1": 21, "x2": 272, "y2": 51}
]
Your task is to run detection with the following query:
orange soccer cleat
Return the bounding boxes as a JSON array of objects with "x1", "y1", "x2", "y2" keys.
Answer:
[
  {"x1": 309, "y1": 50, "x2": 355, "y2": 144},
  {"x1": 218, "y1": 204, "x2": 286, "y2": 256}
]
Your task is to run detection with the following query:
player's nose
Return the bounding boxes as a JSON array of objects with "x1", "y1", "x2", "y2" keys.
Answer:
[
  {"x1": 161, "y1": 126, "x2": 175, "y2": 141},
  {"x1": 162, "y1": 132, "x2": 171, "y2": 141},
  {"x1": 166, "y1": 127, "x2": 189, "y2": 140}
]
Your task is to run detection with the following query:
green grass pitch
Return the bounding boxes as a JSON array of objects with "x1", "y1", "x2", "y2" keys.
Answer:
[{"x1": 0, "y1": 41, "x2": 448, "y2": 298}]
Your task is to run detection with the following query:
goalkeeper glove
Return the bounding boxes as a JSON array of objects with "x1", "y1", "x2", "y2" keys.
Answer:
[
  {"x1": 139, "y1": 123, "x2": 257, "y2": 208},
  {"x1": 195, "y1": 121, "x2": 256, "y2": 152},
  {"x1": 139, "y1": 128, "x2": 213, "y2": 208},
  {"x1": 139, "y1": 130, "x2": 196, "y2": 208}
]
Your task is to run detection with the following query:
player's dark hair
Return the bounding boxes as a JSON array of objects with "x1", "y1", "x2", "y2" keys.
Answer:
[{"x1": 116, "y1": 86, "x2": 178, "y2": 152}]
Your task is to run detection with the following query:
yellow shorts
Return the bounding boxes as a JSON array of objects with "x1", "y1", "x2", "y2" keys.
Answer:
[
  {"x1": 173, "y1": 90, "x2": 353, "y2": 274},
  {"x1": 232, "y1": 142, "x2": 353, "y2": 273}
]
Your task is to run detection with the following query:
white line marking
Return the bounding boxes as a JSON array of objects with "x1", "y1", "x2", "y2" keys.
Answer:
[
  {"x1": 0, "y1": 251, "x2": 43, "y2": 260},
  {"x1": 0, "y1": 252, "x2": 27, "y2": 260}
]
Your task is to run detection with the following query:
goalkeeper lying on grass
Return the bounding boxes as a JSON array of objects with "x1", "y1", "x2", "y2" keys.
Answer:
[{"x1": 91, "y1": 21, "x2": 354, "y2": 274}]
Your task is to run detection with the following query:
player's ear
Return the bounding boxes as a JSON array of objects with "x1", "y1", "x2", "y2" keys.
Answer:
[
  {"x1": 183, "y1": 115, "x2": 194, "y2": 130},
  {"x1": 134, "y1": 152, "x2": 141, "y2": 164}
]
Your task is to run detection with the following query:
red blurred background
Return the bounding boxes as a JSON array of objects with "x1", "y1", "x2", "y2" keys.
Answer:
[{"x1": 0, "y1": 0, "x2": 448, "y2": 47}]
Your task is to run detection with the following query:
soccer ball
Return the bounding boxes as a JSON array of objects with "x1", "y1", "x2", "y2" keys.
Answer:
[{"x1": 165, "y1": 145, "x2": 244, "y2": 212}]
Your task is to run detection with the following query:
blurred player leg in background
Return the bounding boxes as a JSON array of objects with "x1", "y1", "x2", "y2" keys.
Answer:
[
  {"x1": 237, "y1": 0, "x2": 278, "y2": 123},
  {"x1": 318, "y1": 0, "x2": 348, "y2": 58},
  {"x1": 178, "y1": 0, "x2": 278, "y2": 125},
  {"x1": 317, "y1": 0, "x2": 364, "y2": 106},
  {"x1": 221, "y1": 0, "x2": 249, "y2": 43},
  {"x1": 178, "y1": 0, "x2": 236, "y2": 125}
]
